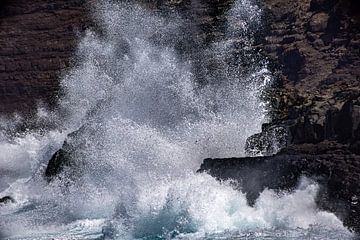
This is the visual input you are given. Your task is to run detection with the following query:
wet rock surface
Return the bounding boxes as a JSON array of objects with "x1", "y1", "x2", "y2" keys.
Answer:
[
  {"x1": 222, "y1": 0, "x2": 360, "y2": 233},
  {"x1": 45, "y1": 147, "x2": 73, "y2": 180},
  {"x1": 199, "y1": 146, "x2": 360, "y2": 233},
  {"x1": 0, "y1": 196, "x2": 14, "y2": 204},
  {"x1": 45, "y1": 125, "x2": 88, "y2": 182}
]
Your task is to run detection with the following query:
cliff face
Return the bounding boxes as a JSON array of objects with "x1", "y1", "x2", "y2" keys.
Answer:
[
  {"x1": 0, "y1": 0, "x2": 235, "y2": 114},
  {"x1": 213, "y1": 0, "x2": 360, "y2": 232},
  {"x1": 3, "y1": 0, "x2": 357, "y2": 131},
  {"x1": 248, "y1": 0, "x2": 360, "y2": 153},
  {"x1": 0, "y1": 0, "x2": 93, "y2": 113}
]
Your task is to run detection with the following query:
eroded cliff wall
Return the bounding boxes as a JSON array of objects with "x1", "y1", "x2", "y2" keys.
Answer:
[
  {"x1": 0, "y1": 0, "x2": 93, "y2": 113},
  {"x1": 252, "y1": 0, "x2": 360, "y2": 150},
  {"x1": 0, "y1": 0, "x2": 237, "y2": 113}
]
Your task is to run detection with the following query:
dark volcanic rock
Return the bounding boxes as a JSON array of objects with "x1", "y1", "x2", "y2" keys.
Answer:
[
  {"x1": 45, "y1": 146, "x2": 73, "y2": 180},
  {"x1": 253, "y1": 0, "x2": 360, "y2": 150},
  {"x1": 199, "y1": 149, "x2": 360, "y2": 233},
  {"x1": 44, "y1": 125, "x2": 87, "y2": 181},
  {"x1": 0, "y1": 196, "x2": 14, "y2": 204},
  {"x1": 200, "y1": 155, "x2": 304, "y2": 204}
]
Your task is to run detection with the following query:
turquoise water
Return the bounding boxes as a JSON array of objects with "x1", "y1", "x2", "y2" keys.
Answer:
[{"x1": 0, "y1": 1, "x2": 355, "y2": 239}]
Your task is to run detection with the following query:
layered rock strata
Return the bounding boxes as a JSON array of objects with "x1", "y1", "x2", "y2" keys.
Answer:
[
  {"x1": 248, "y1": 0, "x2": 360, "y2": 153},
  {"x1": 0, "y1": 0, "x2": 94, "y2": 113}
]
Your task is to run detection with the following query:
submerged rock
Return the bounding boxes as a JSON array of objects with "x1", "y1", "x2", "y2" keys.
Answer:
[
  {"x1": 45, "y1": 146, "x2": 73, "y2": 180},
  {"x1": 0, "y1": 196, "x2": 15, "y2": 204},
  {"x1": 44, "y1": 125, "x2": 87, "y2": 181}
]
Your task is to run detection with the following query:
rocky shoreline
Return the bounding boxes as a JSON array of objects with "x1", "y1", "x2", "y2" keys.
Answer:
[
  {"x1": 201, "y1": 0, "x2": 360, "y2": 233},
  {"x1": 254, "y1": 0, "x2": 360, "y2": 152},
  {"x1": 1, "y1": 0, "x2": 359, "y2": 235},
  {"x1": 199, "y1": 0, "x2": 360, "y2": 233},
  {"x1": 199, "y1": 145, "x2": 360, "y2": 232}
]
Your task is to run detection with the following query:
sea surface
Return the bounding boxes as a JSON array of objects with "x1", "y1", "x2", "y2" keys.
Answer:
[{"x1": 0, "y1": 0, "x2": 355, "y2": 239}]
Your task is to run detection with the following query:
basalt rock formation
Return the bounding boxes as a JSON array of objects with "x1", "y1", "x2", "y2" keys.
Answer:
[
  {"x1": 248, "y1": 0, "x2": 360, "y2": 154},
  {"x1": 199, "y1": 144, "x2": 360, "y2": 232},
  {"x1": 0, "y1": 196, "x2": 14, "y2": 204},
  {"x1": 205, "y1": 0, "x2": 360, "y2": 233}
]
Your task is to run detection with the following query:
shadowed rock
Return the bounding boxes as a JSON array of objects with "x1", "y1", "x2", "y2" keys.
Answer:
[
  {"x1": 0, "y1": 0, "x2": 95, "y2": 114},
  {"x1": 45, "y1": 146, "x2": 73, "y2": 180},
  {"x1": 0, "y1": 196, "x2": 15, "y2": 204},
  {"x1": 199, "y1": 147, "x2": 360, "y2": 233},
  {"x1": 44, "y1": 125, "x2": 87, "y2": 181}
]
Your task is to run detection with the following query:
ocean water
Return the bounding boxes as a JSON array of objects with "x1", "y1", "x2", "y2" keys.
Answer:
[{"x1": 0, "y1": 1, "x2": 355, "y2": 239}]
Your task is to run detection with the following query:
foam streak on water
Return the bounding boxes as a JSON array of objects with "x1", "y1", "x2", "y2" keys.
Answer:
[{"x1": 0, "y1": 1, "x2": 354, "y2": 239}]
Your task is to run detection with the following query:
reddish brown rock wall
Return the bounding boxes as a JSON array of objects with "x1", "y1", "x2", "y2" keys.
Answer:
[
  {"x1": 0, "y1": 0, "x2": 235, "y2": 114},
  {"x1": 0, "y1": 0, "x2": 93, "y2": 113},
  {"x1": 258, "y1": 0, "x2": 360, "y2": 147},
  {"x1": 243, "y1": 0, "x2": 360, "y2": 232}
]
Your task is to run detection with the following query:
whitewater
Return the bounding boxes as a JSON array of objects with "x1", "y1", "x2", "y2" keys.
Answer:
[{"x1": 0, "y1": 1, "x2": 354, "y2": 239}]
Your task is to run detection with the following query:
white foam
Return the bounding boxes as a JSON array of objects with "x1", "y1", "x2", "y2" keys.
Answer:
[{"x1": 0, "y1": 1, "x2": 352, "y2": 239}]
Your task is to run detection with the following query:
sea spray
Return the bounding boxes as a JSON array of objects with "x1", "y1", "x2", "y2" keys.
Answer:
[{"x1": 0, "y1": 1, "x2": 352, "y2": 239}]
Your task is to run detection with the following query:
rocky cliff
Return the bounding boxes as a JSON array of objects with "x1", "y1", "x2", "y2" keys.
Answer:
[
  {"x1": 248, "y1": 0, "x2": 360, "y2": 153},
  {"x1": 0, "y1": 0, "x2": 236, "y2": 114},
  {"x1": 204, "y1": 0, "x2": 360, "y2": 233},
  {"x1": 0, "y1": 0, "x2": 93, "y2": 113}
]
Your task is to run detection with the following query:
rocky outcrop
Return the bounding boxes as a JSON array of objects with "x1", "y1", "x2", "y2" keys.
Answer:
[
  {"x1": 201, "y1": 0, "x2": 360, "y2": 234},
  {"x1": 199, "y1": 145, "x2": 360, "y2": 233},
  {"x1": 246, "y1": 96, "x2": 360, "y2": 155},
  {"x1": 45, "y1": 125, "x2": 88, "y2": 181},
  {"x1": 0, "y1": 196, "x2": 14, "y2": 204},
  {"x1": 45, "y1": 147, "x2": 73, "y2": 180}
]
